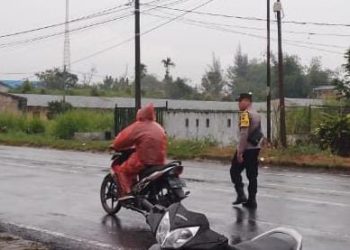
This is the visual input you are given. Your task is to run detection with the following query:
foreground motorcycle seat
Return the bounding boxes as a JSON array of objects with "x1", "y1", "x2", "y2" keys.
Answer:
[
  {"x1": 235, "y1": 234, "x2": 295, "y2": 250},
  {"x1": 139, "y1": 161, "x2": 182, "y2": 180}
]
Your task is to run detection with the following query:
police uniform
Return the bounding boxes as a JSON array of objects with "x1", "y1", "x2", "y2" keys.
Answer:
[{"x1": 230, "y1": 93, "x2": 262, "y2": 209}]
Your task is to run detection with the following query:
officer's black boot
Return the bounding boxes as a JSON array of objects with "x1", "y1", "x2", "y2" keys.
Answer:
[
  {"x1": 243, "y1": 195, "x2": 257, "y2": 209},
  {"x1": 232, "y1": 187, "x2": 248, "y2": 206}
]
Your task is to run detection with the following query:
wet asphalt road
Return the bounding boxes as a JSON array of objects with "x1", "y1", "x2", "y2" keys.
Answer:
[{"x1": 0, "y1": 145, "x2": 350, "y2": 250}]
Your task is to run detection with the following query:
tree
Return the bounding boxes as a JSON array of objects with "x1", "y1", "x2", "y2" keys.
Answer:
[
  {"x1": 141, "y1": 74, "x2": 165, "y2": 97},
  {"x1": 35, "y1": 68, "x2": 78, "y2": 89},
  {"x1": 333, "y1": 49, "x2": 350, "y2": 99},
  {"x1": 227, "y1": 46, "x2": 249, "y2": 96},
  {"x1": 201, "y1": 54, "x2": 226, "y2": 100},
  {"x1": 165, "y1": 77, "x2": 195, "y2": 99},
  {"x1": 140, "y1": 63, "x2": 148, "y2": 79},
  {"x1": 82, "y1": 67, "x2": 97, "y2": 86},
  {"x1": 227, "y1": 58, "x2": 267, "y2": 101},
  {"x1": 102, "y1": 75, "x2": 114, "y2": 89},
  {"x1": 271, "y1": 55, "x2": 309, "y2": 98},
  {"x1": 306, "y1": 57, "x2": 333, "y2": 88},
  {"x1": 161, "y1": 57, "x2": 176, "y2": 81},
  {"x1": 20, "y1": 79, "x2": 33, "y2": 93},
  {"x1": 47, "y1": 100, "x2": 72, "y2": 119}
]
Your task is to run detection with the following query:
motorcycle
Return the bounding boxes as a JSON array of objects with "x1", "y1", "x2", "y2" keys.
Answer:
[
  {"x1": 100, "y1": 148, "x2": 188, "y2": 215},
  {"x1": 144, "y1": 202, "x2": 302, "y2": 250}
]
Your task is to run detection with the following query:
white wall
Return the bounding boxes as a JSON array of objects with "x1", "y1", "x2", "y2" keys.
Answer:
[{"x1": 164, "y1": 110, "x2": 268, "y2": 146}]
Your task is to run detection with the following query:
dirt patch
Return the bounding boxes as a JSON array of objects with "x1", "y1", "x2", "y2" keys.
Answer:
[{"x1": 0, "y1": 233, "x2": 48, "y2": 250}]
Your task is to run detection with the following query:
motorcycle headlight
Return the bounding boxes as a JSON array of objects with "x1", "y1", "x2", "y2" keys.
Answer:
[
  {"x1": 156, "y1": 212, "x2": 171, "y2": 244},
  {"x1": 162, "y1": 226, "x2": 199, "y2": 249},
  {"x1": 156, "y1": 212, "x2": 199, "y2": 249}
]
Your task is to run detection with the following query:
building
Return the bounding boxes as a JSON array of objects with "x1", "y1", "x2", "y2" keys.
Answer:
[
  {"x1": 313, "y1": 85, "x2": 337, "y2": 99},
  {"x1": 0, "y1": 93, "x2": 323, "y2": 145},
  {"x1": 0, "y1": 92, "x2": 27, "y2": 114}
]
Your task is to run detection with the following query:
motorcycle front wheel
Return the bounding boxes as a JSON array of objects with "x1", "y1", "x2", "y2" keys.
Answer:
[{"x1": 100, "y1": 173, "x2": 122, "y2": 215}]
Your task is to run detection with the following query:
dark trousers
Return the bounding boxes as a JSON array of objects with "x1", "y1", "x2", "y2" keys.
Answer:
[{"x1": 230, "y1": 149, "x2": 260, "y2": 199}]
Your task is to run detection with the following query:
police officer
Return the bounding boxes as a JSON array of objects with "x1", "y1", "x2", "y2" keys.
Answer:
[{"x1": 231, "y1": 93, "x2": 263, "y2": 209}]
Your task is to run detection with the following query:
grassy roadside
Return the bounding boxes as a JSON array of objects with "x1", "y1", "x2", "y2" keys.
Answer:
[{"x1": 0, "y1": 133, "x2": 349, "y2": 171}]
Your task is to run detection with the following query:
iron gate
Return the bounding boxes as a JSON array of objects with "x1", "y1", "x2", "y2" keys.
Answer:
[{"x1": 114, "y1": 104, "x2": 168, "y2": 135}]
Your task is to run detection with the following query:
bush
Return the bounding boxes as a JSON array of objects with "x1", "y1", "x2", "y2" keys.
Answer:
[
  {"x1": 51, "y1": 110, "x2": 113, "y2": 139},
  {"x1": 286, "y1": 107, "x2": 310, "y2": 134},
  {"x1": 314, "y1": 114, "x2": 350, "y2": 157},
  {"x1": 0, "y1": 113, "x2": 27, "y2": 132},
  {"x1": 47, "y1": 101, "x2": 73, "y2": 119},
  {"x1": 27, "y1": 119, "x2": 46, "y2": 134}
]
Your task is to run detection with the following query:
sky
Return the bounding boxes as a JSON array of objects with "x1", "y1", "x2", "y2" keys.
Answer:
[{"x1": 0, "y1": 0, "x2": 349, "y2": 86}]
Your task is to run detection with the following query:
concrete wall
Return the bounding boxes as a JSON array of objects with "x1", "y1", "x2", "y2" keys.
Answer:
[
  {"x1": 164, "y1": 110, "x2": 268, "y2": 146},
  {"x1": 0, "y1": 94, "x2": 23, "y2": 114}
]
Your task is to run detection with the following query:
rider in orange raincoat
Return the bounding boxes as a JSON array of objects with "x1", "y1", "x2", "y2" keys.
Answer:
[{"x1": 111, "y1": 103, "x2": 167, "y2": 198}]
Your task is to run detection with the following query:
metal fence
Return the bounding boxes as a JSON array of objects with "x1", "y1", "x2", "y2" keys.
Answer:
[
  {"x1": 114, "y1": 104, "x2": 168, "y2": 135},
  {"x1": 285, "y1": 105, "x2": 350, "y2": 135}
]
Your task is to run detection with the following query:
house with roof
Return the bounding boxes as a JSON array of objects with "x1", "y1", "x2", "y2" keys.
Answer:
[
  {"x1": 312, "y1": 85, "x2": 337, "y2": 99},
  {"x1": 0, "y1": 92, "x2": 27, "y2": 114}
]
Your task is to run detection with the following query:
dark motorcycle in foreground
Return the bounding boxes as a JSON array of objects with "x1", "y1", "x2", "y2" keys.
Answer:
[
  {"x1": 144, "y1": 202, "x2": 302, "y2": 250},
  {"x1": 100, "y1": 149, "x2": 188, "y2": 215}
]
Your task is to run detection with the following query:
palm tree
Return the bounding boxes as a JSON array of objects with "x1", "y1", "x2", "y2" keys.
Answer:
[{"x1": 161, "y1": 57, "x2": 176, "y2": 81}]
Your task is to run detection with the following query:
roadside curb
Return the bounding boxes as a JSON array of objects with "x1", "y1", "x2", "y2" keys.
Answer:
[
  {"x1": 0, "y1": 220, "x2": 119, "y2": 250},
  {"x1": 196, "y1": 155, "x2": 350, "y2": 173}
]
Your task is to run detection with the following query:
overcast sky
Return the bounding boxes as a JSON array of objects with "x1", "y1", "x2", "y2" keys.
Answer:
[{"x1": 0, "y1": 0, "x2": 349, "y2": 85}]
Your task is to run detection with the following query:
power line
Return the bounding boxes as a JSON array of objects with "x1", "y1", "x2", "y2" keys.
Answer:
[
  {"x1": 144, "y1": 12, "x2": 344, "y2": 55},
  {"x1": 71, "y1": 0, "x2": 216, "y2": 65},
  {"x1": 141, "y1": 3, "x2": 350, "y2": 28},
  {"x1": 0, "y1": 3, "x2": 132, "y2": 39},
  {"x1": 0, "y1": 0, "x2": 188, "y2": 40},
  {"x1": 0, "y1": 0, "x2": 193, "y2": 49},
  {"x1": 150, "y1": 9, "x2": 350, "y2": 38},
  {"x1": 0, "y1": 13, "x2": 134, "y2": 48},
  {"x1": 144, "y1": 12, "x2": 348, "y2": 50}
]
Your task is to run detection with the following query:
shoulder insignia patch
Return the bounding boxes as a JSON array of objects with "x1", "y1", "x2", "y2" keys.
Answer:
[{"x1": 239, "y1": 111, "x2": 250, "y2": 128}]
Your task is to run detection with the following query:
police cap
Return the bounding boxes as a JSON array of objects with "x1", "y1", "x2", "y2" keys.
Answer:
[{"x1": 236, "y1": 92, "x2": 253, "y2": 102}]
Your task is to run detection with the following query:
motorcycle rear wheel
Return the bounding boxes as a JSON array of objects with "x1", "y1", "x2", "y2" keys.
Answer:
[{"x1": 100, "y1": 174, "x2": 122, "y2": 215}]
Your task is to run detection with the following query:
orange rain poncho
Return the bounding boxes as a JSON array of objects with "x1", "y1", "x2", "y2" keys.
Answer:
[{"x1": 112, "y1": 103, "x2": 167, "y2": 195}]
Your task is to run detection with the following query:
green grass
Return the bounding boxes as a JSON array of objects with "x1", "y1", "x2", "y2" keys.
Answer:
[
  {"x1": 0, "y1": 110, "x2": 113, "y2": 139},
  {"x1": 0, "y1": 133, "x2": 217, "y2": 157},
  {"x1": 50, "y1": 110, "x2": 113, "y2": 139},
  {"x1": 167, "y1": 138, "x2": 217, "y2": 159},
  {"x1": 0, "y1": 132, "x2": 110, "y2": 151},
  {"x1": 267, "y1": 144, "x2": 329, "y2": 157},
  {"x1": 10, "y1": 87, "x2": 134, "y2": 97}
]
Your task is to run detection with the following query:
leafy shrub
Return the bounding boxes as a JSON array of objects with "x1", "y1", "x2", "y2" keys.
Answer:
[
  {"x1": 51, "y1": 110, "x2": 113, "y2": 139},
  {"x1": 314, "y1": 114, "x2": 350, "y2": 157},
  {"x1": 27, "y1": 119, "x2": 46, "y2": 134},
  {"x1": 0, "y1": 113, "x2": 27, "y2": 132},
  {"x1": 47, "y1": 101, "x2": 73, "y2": 119},
  {"x1": 286, "y1": 107, "x2": 310, "y2": 134}
]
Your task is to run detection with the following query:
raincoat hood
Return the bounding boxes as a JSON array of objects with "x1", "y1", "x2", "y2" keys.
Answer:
[{"x1": 136, "y1": 103, "x2": 156, "y2": 121}]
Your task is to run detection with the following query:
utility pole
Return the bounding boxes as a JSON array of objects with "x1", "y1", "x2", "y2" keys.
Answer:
[
  {"x1": 62, "y1": 0, "x2": 70, "y2": 104},
  {"x1": 134, "y1": 0, "x2": 141, "y2": 110},
  {"x1": 63, "y1": 65, "x2": 67, "y2": 104},
  {"x1": 275, "y1": 0, "x2": 287, "y2": 147},
  {"x1": 63, "y1": 0, "x2": 71, "y2": 72},
  {"x1": 266, "y1": 0, "x2": 272, "y2": 143}
]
